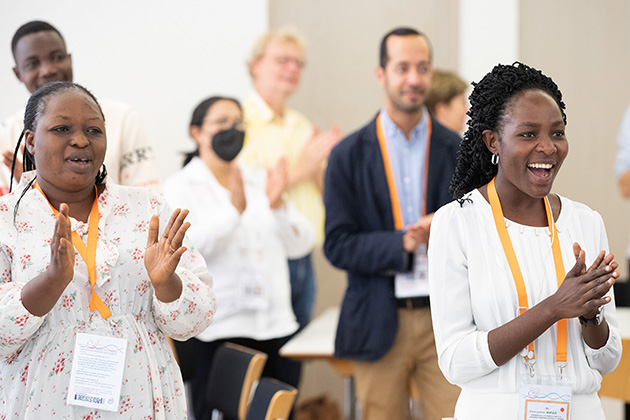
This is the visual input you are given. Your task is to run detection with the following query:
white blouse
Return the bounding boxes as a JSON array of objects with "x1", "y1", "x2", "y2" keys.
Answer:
[
  {"x1": 163, "y1": 157, "x2": 315, "y2": 342},
  {"x1": 428, "y1": 189, "x2": 622, "y2": 419}
]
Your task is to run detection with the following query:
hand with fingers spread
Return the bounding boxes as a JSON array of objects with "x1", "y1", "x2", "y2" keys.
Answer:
[
  {"x1": 144, "y1": 208, "x2": 191, "y2": 302},
  {"x1": 267, "y1": 156, "x2": 288, "y2": 209},
  {"x1": 549, "y1": 242, "x2": 618, "y2": 322}
]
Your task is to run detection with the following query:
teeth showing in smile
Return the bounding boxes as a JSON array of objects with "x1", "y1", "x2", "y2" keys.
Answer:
[
  {"x1": 70, "y1": 158, "x2": 89, "y2": 163},
  {"x1": 528, "y1": 163, "x2": 552, "y2": 169}
]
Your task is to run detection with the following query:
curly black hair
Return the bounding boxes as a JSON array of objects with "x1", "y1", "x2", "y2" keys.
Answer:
[{"x1": 449, "y1": 62, "x2": 567, "y2": 199}]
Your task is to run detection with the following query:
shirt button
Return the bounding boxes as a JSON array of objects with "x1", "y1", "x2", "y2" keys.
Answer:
[
  {"x1": 404, "y1": 177, "x2": 410, "y2": 184},
  {"x1": 407, "y1": 206, "x2": 413, "y2": 212}
]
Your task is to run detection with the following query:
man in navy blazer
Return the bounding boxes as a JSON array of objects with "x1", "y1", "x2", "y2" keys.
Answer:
[{"x1": 324, "y1": 28, "x2": 461, "y2": 420}]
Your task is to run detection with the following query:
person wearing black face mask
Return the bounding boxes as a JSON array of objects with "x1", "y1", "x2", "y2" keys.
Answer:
[
  {"x1": 211, "y1": 127, "x2": 245, "y2": 162},
  {"x1": 163, "y1": 96, "x2": 315, "y2": 420}
]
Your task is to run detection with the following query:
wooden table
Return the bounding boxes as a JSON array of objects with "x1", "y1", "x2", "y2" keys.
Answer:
[
  {"x1": 599, "y1": 307, "x2": 630, "y2": 418},
  {"x1": 279, "y1": 307, "x2": 359, "y2": 420}
]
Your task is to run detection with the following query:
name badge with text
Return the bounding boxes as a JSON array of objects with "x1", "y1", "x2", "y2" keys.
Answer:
[{"x1": 67, "y1": 333, "x2": 128, "y2": 412}]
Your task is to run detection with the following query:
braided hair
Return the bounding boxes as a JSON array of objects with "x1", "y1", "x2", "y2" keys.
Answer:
[
  {"x1": 450, "y1": 62, "x2": 566, "y2": 200},
  {"x1": 11, "y1": 81, "x2": 107, "y2": 220}
]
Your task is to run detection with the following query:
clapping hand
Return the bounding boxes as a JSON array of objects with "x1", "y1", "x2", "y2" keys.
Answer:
[
  {"x1": 402, "y1": 214, "x2": 434, "y2": 252},
  {"x1": 3, "y1": 145, "x2": 24, "y2": 182},
  {"x1": 22, "y1": 203, "x2": 74, "y2": 316},
  {"x1": 267, "y1": 157, "x2": 288, "y2": 209},
  {"x1": 551, "y1": 242, "x2": 618, "y2": 321},
  {"x1": 291, "y1": 125, "x2": 342, "y2": 187},
  {"x1": 229, "y1": 166, "x2": 247, "y2": 214},
  {"x1": 49, "y1": 203, "x2": 74, "y2": 286},
  {"x1": 144, "y1": 208, "x2": 190, "y2": 302}
]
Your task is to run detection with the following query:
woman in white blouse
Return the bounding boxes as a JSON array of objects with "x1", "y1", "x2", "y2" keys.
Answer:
[
  {"x1": 163, "y1": 96, "x2": 314, "y2": 420},
  {"x1": 428, "y1": 63, "x2": 622, "y2": 420}
]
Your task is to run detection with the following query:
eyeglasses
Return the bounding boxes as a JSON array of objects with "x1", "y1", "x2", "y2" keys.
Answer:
[
  {"x1": 273, "y1": 55, "x2": 305, "y2": 69},
  {"x1": 203, "y1": 118, "x2": 245, "y2": 131}
]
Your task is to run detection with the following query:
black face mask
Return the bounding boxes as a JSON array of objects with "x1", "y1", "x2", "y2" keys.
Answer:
[{"x1": 211, "y1": 128, "x2": 245, "y2": 162}]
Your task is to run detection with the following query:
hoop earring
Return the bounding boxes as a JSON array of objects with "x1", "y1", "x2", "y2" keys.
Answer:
[{"x1": 491, "y1": 154, "x2": 499, "y2": 165}]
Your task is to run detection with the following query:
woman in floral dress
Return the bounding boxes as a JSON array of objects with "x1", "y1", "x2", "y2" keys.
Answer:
[{"x1": 0, "y1": 81, "x2": 216, "y2": 419}]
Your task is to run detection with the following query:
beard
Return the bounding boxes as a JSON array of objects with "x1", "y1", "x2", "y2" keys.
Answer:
[{"x1": 391, "y1": 97, "x2": 424, "y2": 114}]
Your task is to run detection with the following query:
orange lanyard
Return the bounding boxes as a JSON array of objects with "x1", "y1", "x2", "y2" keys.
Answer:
[
  {"x1": 488, "y1": 178, "x2": 567, "y2": 370},
  {"x1": 34, "y1": 182, "x2": 112, "y2": 319},
  {"x1": 376, "y1": 113, "x2": 432, "y2": 230}
]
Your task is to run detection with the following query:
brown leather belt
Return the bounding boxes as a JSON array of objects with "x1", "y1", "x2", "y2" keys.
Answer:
[{"x1": 396, "y1": 296, "x2": 430, "y2": 309}]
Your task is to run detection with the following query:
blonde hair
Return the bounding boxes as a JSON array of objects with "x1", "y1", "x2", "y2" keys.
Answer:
[
  {"x1": 425, "y1": 70, "x2": 468, "y2": 114},
  {"x1": 248, "y1": 26, "x2": 306, "y2": 78}
]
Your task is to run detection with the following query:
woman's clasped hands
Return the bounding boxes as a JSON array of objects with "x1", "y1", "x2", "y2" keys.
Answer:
[{"x1": 550, "y1": 242, "x2": 618, "y2": 323}]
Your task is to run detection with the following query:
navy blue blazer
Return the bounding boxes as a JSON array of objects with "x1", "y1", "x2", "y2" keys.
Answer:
[{"x1": 324, "y1": 114, "x2": 460, "y2": 361}]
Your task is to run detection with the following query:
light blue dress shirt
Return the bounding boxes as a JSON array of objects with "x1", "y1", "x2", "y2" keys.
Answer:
[{"x1": 379, "y1": 108, "x2": 430, "y2": 228}]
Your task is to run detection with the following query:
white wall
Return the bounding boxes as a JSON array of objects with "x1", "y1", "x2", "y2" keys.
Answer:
[
  {"x1": 0, "y1": 0, "x2": 268, "y2": 181},
  {"x1": 458, "y1": 0, "x2": 519, "y2": 84}
]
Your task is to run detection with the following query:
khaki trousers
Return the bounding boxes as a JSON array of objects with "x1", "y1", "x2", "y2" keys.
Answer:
[{"x1": 352, "y1": 307, "x2": 460, "y2": 420}]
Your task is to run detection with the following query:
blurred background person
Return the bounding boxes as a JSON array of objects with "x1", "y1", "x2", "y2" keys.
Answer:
[
  {"x1": 239, "y1": 26, "x2": 342, "y2": 387},
  {"x1": 615, "y1": 104, "x2": 630, "y2": 278},
  {"x1": 0, "y1": 20, "x2": 159, "y2": 195},
  {"x1": 425, "y1": 69, "x2": 469, "y2": 135},
  {"x1": 163, "y1": 96, "x2": 315, "y2": 420},
  {"x1": 324, "y1": 27, "x2": 461, "y2": 420}
]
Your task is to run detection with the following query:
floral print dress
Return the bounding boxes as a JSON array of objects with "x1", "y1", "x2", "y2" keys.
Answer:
[{"x1": 0, "y1": 172, "x2": 216, "y2": 420}]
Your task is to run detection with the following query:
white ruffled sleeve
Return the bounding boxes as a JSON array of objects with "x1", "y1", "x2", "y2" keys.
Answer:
[{"x1": 429, "y1": 203, "x2": 499, "y2": 385}]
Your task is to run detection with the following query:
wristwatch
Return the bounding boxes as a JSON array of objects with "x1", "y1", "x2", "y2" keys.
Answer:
[{"x1": 579, "y1": 307, "x2": 603, "y2": 326}]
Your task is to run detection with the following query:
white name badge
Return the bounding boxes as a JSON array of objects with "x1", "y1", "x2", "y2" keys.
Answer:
[
  {"x1": 395, "y1": 246, "x2": 429, "y2": 298},
  {"x1": 518, "y1": 382, "x2": 572, "y2": 420},
  {"x1": 238, "y1": 262, "x2": 269, "y2": 310},
  {"x1": 67, "y1": 333, "x2": 128, "y2": 412}
]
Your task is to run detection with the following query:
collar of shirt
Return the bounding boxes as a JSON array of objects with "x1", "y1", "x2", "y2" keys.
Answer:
[
  {"x1": 247, "y1": 91, "x2": 287, "y2": 125},
  {"x1": 379, "y1": 107, "x2": 428, "y2": 145},
  {"x1": 378, "y1": 108, "x2": 429, "y2": 227}
]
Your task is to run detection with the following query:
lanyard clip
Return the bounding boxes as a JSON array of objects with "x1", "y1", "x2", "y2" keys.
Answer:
[
  {"x1": 557, "y1": 362, "x2": 567, "y2": 380},
  {"x1": 524, "y1": 359, "x2": 536, "y2": 377}
]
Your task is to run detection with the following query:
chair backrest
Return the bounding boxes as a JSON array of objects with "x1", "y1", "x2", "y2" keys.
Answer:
[
  {"x1": 207, "y1": 343, "x2": 268, "y2": 420},
  {"x1": 246, "y1": 377, "x2": 298, "y2": 420}
]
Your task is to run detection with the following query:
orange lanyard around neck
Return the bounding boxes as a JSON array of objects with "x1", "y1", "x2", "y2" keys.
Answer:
[
  {"x1": 34, "y1": 182, "x2": 112, "y2": 319},
  {"x1": 487, "y1": 178, "x2": 567, "y2": 368},
  {"x1": 376, "y1": 113, "x2": 432, "y2": 230}
]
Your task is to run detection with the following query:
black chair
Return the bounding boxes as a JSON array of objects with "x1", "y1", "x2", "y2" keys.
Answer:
[
  {"x1": 207, "y1": 343, "x2": 268, "y2": 420},
  {"x1": 614, "y1": 280, "x2": 630, "y2": 308},
  {"x1": 245, "y1": 377, "x2": 298, "y2": 420}
]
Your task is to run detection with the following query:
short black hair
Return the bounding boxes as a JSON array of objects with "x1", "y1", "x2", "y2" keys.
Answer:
[
  {"x1": 379, "y1": 27, "x2": 431, "y2": 68},
  {"x1": 449, "y1": 62, "x2": 567, "y2": 200},
  {"x1": 183, "y1": 96, "x2": 242, "y2": 167},
  {"x1": 11, "y1": 21, "x2": 65, "y2": 59}
]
